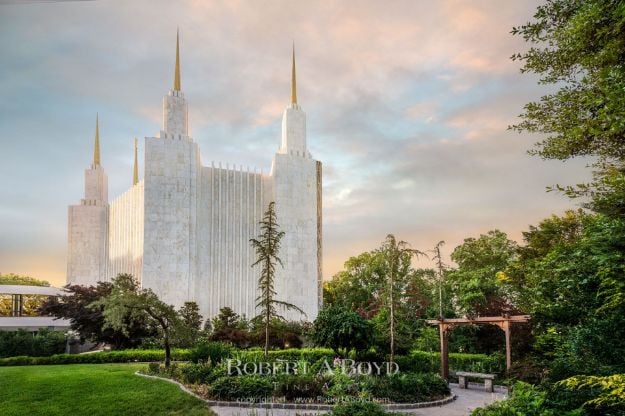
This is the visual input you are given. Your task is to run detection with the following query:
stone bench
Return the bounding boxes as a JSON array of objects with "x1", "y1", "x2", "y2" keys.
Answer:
[{"x1": 455, "y1": 371, "x2": 495, "y2": 392}]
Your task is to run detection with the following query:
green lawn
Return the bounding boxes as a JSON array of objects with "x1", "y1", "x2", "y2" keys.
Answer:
[{"x1": 0, "y1": 364, "x2": 215, "y2": 416}]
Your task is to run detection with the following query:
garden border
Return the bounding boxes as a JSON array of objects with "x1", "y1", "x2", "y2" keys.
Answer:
[{"x1": 135, "y1": 371, "x2": 457, "y2": 411}]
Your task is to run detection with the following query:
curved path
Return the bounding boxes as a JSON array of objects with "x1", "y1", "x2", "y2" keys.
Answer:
[{"x1": 210, "y1": 384, "x2": 507, "y2": 416}]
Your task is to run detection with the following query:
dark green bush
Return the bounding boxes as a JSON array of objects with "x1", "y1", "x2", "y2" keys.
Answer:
[
  {"x1": 274, "y1": 373, "x2": 327, "y2": 400},
  {"x1": 209, "y1": 375, "x2": 275, "y2": 400},
  {"x1": 0, "y1": 348, "x2": 191, "y2": 366},
  {"x1": 367, "y1": 372, "x2": 450, "y2": 403},
  {"x1": 180, "y1": 362, "x2": 215, "y2": 384},
  {"x1": 471, "y1": 381, "x2": 580, "y2": 416},
  {"x1": 329, "y1": 401, "x2": 390, "y2": 416},
  {"x1": 189, "y1": 339, "x2": 233, "y2": 364},
  {"x1": 0, "y1": 329, "x2": 66, "y2": 358},
  {"x1": 147, "y1": 362, "x2": 161, "y2": 375}
]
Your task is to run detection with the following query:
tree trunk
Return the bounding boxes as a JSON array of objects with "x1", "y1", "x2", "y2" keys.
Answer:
[
  {"x1": 264, "y1": 307, "x2": 270, "y2": 358},
  {"x1": 164, "y1": 332, "x2": 171, "y2": 368}
]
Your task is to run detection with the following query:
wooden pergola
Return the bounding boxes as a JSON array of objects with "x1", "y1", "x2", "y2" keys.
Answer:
[{"x1": 427, "y1": 314, "x2": 530, "y2": 380}]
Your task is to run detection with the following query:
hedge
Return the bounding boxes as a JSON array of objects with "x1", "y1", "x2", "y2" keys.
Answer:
[
  {"x1": 394, "y1": 350, "x2": 505, "y2": 375},
  {"x1": 0, "y1": 346, "x2": 503, "y2": 376},
  {"x1": 234, "y1": 347, "x2": 335, "y2": 363},
  {"x1": 0, "y1": 349, "x2": 191, "y2": 366}
]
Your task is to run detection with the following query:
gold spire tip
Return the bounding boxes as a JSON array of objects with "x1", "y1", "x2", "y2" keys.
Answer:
[
  {"x1": 291, "y1": 43, "x2": 297, "y2": 105},
  {"x1": 174, "y1": 29, "x2": 181, "y2": 91},
  {"x1": 93, "y1": 113, "x2": 101, "y2": 167},
  {"x1": 133, "y1": 137, "x2": 139, "y2": 186}
]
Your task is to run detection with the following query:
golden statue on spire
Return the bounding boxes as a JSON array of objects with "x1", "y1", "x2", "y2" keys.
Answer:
[{"x1": 174, "y1": 29, "x2": 181, "y2": 91}]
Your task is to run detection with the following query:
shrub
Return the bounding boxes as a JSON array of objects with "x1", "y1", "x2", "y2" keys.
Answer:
[
  {"x1": 325, "y1": 371, "x2": 361, "y2": 398},
  {"x1": 274, "y1": 373, "x2": 327, "y2": 400},
  {"x1": 147, "y1": 362, "x2": 161, "y2": 375},
  {"x1": 312, "y1": 305, "x2": 374, "y2": 355},
  {"x1": 329, "y1": 401, "x2": 390, "y2": 416},
  {"x1": 555, "y1": 374, "x2": 625, "y2": 416},
  {"x1": 366, "y1": 372, "x2": 450, "y2": 403},
  {"x1": 209, "y1": 375, "x2": 275, "y2": 400},
  {"x1": 180, "y1": 362, "x2": 215, "y2": 384},
  {"x1": 234, "y1": 347, "x2": 335, "y2": 364},
  {"x1": 0, "y1": 329, "x2": 66, "y2": 358},
  {"x1": 189, "y1": 339, "x2": 233, "y2": 364},
  {"x1": 471, "y1": 382, "x2": 580, "y2": 416}
]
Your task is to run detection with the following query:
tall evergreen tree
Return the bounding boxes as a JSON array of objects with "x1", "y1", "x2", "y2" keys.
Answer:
[{"x1": 250, "y1": 202, "x2": 305, "y2": 357}]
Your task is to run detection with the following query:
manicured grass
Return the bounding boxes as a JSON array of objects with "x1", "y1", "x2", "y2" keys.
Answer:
[{"x1": 0, "y1": 363, "x2": 215, "y2": 416}]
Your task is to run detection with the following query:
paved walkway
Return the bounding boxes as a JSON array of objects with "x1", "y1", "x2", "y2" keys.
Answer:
[{"x1": 210, "y1": 384, "x2": 507, "y2": 416}]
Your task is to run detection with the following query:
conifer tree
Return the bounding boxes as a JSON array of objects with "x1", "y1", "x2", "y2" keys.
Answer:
[{"x1": 250, "y1": 202, "x2": 305, "y2": 357}]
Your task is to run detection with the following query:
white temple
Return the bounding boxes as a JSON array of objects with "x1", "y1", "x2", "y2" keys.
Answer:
[{"x1": 67, "y1": 33, "x2": 322, "y2": 321}]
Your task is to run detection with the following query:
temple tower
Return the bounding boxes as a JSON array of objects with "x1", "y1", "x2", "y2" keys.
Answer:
[
  {"x1": 142, "y1": 30, "x2": 200, "y2": 306},
  {"x1": 67, "y1": 114, "x2": 109, "y2": 285},
  {"x1": 271, "y1": 46, "x2": 322, "y2": 320}
]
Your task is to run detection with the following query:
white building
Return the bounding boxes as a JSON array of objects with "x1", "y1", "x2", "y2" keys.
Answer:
[{"x1": 67, "y1": 34, "x2": 322, "y2": 321}]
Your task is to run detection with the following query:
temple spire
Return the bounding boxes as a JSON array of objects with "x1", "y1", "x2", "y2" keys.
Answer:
[
  {"x1": 174, "y1": 29, "x2": 181, "y2": 91},
  {"x1": 133, "y1": 138, "x2": 139, "y2": 186},
  {"x1": 291, "y1": 43, "x2": 297, "y2": 105},
  {"x1": 93, "y1": 113, "x2": 100, "y2": 167}
]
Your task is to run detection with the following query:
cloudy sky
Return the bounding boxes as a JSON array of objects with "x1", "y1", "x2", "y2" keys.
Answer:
[{"x1": 0, "y1": 0, "x2": 590, "y2": 287}]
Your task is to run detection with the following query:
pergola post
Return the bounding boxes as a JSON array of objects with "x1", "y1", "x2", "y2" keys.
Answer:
[
  {"x1": 502, "y1": 320, "x2": 511, "y2": 370},
  {"x1": 439, "y1": 323, "x2": 450, "y2": 380}
]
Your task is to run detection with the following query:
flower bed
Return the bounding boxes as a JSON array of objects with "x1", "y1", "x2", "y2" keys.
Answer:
[{"x1": 145, "y1": 357, "x2": 451, "y2": 406}]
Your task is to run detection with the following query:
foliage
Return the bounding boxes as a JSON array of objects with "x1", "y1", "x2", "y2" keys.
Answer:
[
  {"x1": 473, "y1": 375, "x2": 625, "y2": 416},
  {"x1": 394, "y1": 350, "x2": 505, "y2": 375},
  {"x1": 324, "y1": 239, "x2": 442, "y2": 358},
  {"x1": 0, "y1": 364, "x2": 215, "y2": 416},
  {"x1": 209, "y1": 375, "x2": 275, "y2": 400},
  {"x1": 209, "y1": 307, "x2": 250, "y2": 347},
  {"x1": 174, "y1": 302, "x2": 204, "y2": 347},
  {"x1": 0, "y1": 274, "x2": 51, "y2": 317},
  {"x1": 556, "y1": 374, "x2": 625, "y2": 416},
  {"x1": 92, "y1": 274, "x2": 182, "y2": 367},
  {"x1": 311, "y1": 305, "x2": 374, "y2": 356},
  {"x1": 553, "y1": 162, "x2": 625, "y2": 220},
  {"x1": 0, "y1": 273, "x2": 49, "y2": 287},
  {"x1": 179, "y1": 362, "x2": 217, "y2": 385},
  {"x1": 40, "y1": 281, "x2": 153, "y2": 348},
  {"x1": 448, "y1": 230, "x2": 518, "y2": 316},
  {"x1": 274, "y1": 373, "x2": 327, "y2": 400},
  {"x1": 250, "y1": 201, "x2": 305, "y2": 357},
  {"x1": 0, "y1": 329, "x2": 66, "y2": 358},
  {"x1": 510, "y1": 0, "x2": 625, "y2": 163},
  {"x1": 505, "y1": 211, "x2": 625, "y2": 377},
  {"x1": 233, "y1": 347, "x2": 335, "y2": 365},
  {"x1": 378, "y1": 234, "x2": 426, "y2": 363},
  {"x1": 329, "y1": 402, "x2": 394, "y2": 416},
  {"x1": 0, "y1": 348, "x2": 191, "y2": 366},
  {"x1": 323, "y1": 251, "x2": 387, "y2": 317},
  {"x1": 412, "y1": 326, "x2": 440, "y2": 352},
  {"x1": 366, "y1": 372, "x2": 450, "y2": 403},
  {"x1": 472, "y1": 381, "x2": 581, "y2": 416},
  {"x1": 189, "y1": 338, "x2": 233, "y2": 365}
]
